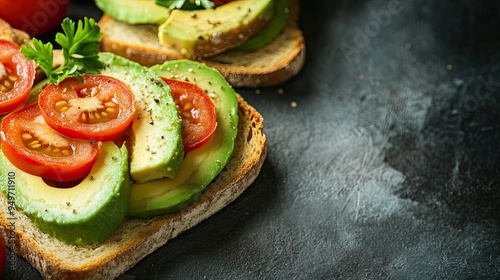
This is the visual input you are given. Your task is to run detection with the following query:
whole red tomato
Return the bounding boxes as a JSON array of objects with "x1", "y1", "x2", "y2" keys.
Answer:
[
  {"x1": 0, "y1": 236, "x2": 5, "y2": 277},
  {"x1": 0, "y1": 0, "x2": 70, "y2": 36}
]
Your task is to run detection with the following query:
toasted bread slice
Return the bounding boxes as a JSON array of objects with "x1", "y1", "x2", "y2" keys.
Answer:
[
  {"x1": 98, "y1": 0, "x2": 305, "y2": 88},
  {"x1": 0, "y1": 94, "x2": 266, "y2": 279},
  {"x1": 0, "y1": 18, "x2": 29, "y2": 46}
]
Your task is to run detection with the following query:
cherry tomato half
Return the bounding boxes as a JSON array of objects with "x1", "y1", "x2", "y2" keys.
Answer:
[
  {"x1": 1, "y1": 104, "x2": 101, "y2": 182},
  {"x1": 0, "y1": 0, "x2": 70, "y2": 36},
  {"x1": 0, "y1": 39, "x2": 35, "y2": 115},
  {"x1": 162, "y1": 78, "x2": 217, "y2": 152},
  {"x1": 38, "y1": 75, "x2": 136, "y2": 142}
]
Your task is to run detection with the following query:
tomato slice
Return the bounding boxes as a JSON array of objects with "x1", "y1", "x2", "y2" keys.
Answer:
[
  {"x1": 1, "y1": 104, "x2": 101, "y2": 181},
  {"x1": 162, "y1": 78, "x2": 217, "y2": 152},
  {"x1": 0, "y1": 39, "x2": 35, "y2": 114},
  {"x1": 38, "y1": 74, "x2": 136, "y2": 142}
]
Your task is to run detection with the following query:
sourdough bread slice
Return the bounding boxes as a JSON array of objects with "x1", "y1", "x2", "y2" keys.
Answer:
[
  {"x1": 0, "y1": 94, "x2": 267, "y2": 280},
  {"x1": 98, "y1": 9, "x2": 305, "y2": 88}
]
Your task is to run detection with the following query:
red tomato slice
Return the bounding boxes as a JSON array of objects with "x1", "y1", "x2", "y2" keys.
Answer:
[
  {"x1": 1, "y1": 104, "x2": 101, "y2": 182},
  {"x1": 162, "y1": 78, "x2": 217, "y2": 152},
  {"x1": 38, "y1": 74, "x2": 136, "y2": 142},
  {"x1": 0, "y1": 39, "x2": 35, "y2": 114}
]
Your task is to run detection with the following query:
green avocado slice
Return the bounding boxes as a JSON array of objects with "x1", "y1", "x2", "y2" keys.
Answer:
[
  {"x1": 0, "y1": 142, "x2": 129, "y2": 246},
  {"x1": 127, "y1": 60, "x2": 238, "y2": 217},
  {"x1": 236, "y1": 0, "x2": 290, "y2": 51},
  {"x1": 95, "y1": 0, "x2": 170, "y2": 25},
  {"x1": 158, "y1": 0, "x2": 275, "y2": 58},
  {"x1": 98, "y1": 52, "x2": 184, "y2": 184}
]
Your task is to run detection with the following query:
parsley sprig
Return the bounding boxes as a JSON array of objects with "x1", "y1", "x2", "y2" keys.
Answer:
[
  {"x1": 156, "y1": 0, "x2": 215, "y2": 10},
  {"x1": 21, "y1": 17, "x2": 104, "y2": 85}
]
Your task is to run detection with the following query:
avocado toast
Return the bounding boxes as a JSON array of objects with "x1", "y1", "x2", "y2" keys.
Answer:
[
  {"x1": 95, "y1": 0, "x2": 305, "y2": 88},
  {"x1": 0, "y1": 18, "x2": 266, "y2": 279}
]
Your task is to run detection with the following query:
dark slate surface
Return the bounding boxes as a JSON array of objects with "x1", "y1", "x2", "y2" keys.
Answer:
[{"x1": 4, "y1": 0, "x2": 500, "y2": 279}]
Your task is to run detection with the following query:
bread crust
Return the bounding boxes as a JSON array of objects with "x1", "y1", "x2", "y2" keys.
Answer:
[
  {"x1": 98, "y1": 0, "x2": 305, "y2": 88},
  {"x1": 0, "y1": 95, "x2": 266, "y2": 279}
]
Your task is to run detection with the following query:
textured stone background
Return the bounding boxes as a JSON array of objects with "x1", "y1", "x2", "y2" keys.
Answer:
[{"x1": 6, "y1": 0, "x2": 499, "y2": 279}]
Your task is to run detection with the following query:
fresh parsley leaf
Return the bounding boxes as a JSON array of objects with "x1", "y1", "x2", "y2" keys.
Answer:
[
  {"x1": 156, "y1": 0, "x2": 214, "y2": 10},
  {"x1": 20, "y1": 39, "x2": 54, "y2": 81},
  {"x1": 156, "y1": 0, "x2": 183, "y2": 9},
  {"x1": 20, "y1": 17, "x2": 104, "y2": 85},
  {"x1": 196, "y1": 0, "x2": 215, "y2": 9}
]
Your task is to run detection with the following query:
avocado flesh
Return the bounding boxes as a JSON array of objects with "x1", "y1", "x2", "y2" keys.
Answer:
[
  {"x1": 95, "y1": 0, "x2": 170, "y2": 25},
  {"x1": 236, "y1": 0, "x2": 290, "y2": 51},
  {"x1": 127, "y1": 60, "x2": 238, "y2": 217},
  {"x1": 158, "y1": 0, "x2": 274, "y2": 58},
  {"x1": 98, "y1": 52, "x2": 184, "y2": 183},
  {"x1": 0, "y1": 142, "x2": 130, "y2": 246}
]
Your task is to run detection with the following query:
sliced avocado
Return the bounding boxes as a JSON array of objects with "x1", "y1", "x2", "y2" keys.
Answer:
[
  {"x1": 127, "y1": 60, "x2": 238, "y2": 217},
  {"x1": 158, "y1": 0, "x2": 275, "y2": 58},
  {"x1": 95, "y1": 0, "x2": 170, "y2": 25},
  {"x1": 0, "y1": 142, "x2": 129, "y2": 246},
  {"x1": 236, "y1": 0, "x2": 290, "y2": 51},
  {"x1": 98, "y1": 52, "x2": 184, "y2": 184}
]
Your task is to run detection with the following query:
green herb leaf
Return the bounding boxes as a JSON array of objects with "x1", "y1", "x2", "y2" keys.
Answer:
[
  {"x1": 196, "y1": 0, "x2": 215, "y2": 9},
  {"x1": 156, "y1": 0, "x2": 214, "y2": 10},
  {"x1": 20, "y1": 38, "x2": 54, "y2": 80},
  {"x1": 20, "y1": 17, "x2": 104, "y2": 85}
]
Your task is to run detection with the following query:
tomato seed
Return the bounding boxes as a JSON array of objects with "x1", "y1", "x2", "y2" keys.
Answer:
[
  {"x1": 22, "y1": 133, "x2": 33, "y2": 141},
  {"x1": 31, "y1": 143, "x2": 42, "y2": 149},
  {"x1": 0, "y1": 70, "x2": 17, "y2": 92},
  {"x1": 183, "y1": 102, "x2": 193, "y2": 111},
  {"x1": 55, "y1": 101, "x2": 69, "y2": 112}
]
